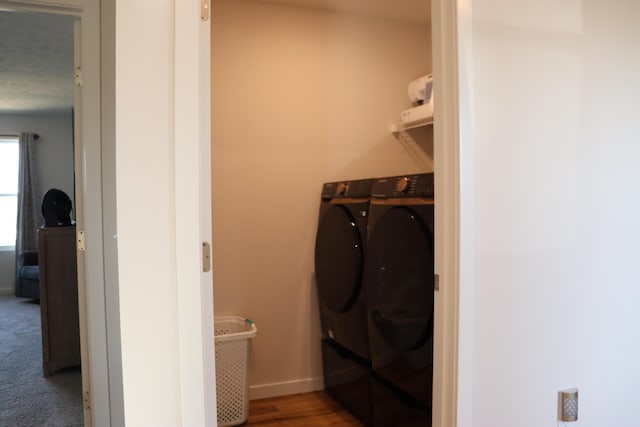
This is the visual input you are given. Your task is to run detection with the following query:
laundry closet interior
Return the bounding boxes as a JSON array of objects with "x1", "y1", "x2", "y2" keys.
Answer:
[{"x1": 211, "y1": 0, "x2": 434, "y2": 424}]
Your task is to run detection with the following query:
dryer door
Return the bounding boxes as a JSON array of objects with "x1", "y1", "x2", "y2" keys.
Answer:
[
  {"x1": 315, "y1": 205, "x2": 364, "y2": 313},
  {"x1": 365, "y1": 204, "x2": 434, "y2": 409}
]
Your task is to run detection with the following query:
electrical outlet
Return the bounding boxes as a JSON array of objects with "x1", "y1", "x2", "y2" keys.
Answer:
[{"x1": 559, "y1": 388, "x2": 578, "y2": 422}]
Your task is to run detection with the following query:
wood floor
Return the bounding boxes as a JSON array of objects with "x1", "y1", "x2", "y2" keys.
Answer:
[{"x1": 245, "y1": 391, "x2": 364, "y2": 426}]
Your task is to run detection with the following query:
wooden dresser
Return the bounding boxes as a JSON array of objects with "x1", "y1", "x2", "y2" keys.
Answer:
[{"x1": 38, "y1": 226, "x2": 81, "y2": 377}]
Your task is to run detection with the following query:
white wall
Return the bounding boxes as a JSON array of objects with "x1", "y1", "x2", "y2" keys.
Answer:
[
  {"x1": 0, "y1": 111, "x2": 74, "y2": 294},
  {"x1": 211, "y1": 0, "x2": 432, "y2": 398},
  {"x1": 460, "y1": 1, "x2": 640, "y2": 425}
]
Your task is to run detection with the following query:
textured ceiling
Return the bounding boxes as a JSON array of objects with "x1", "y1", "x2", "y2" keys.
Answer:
[{"x1": 0, "y1": 11, "x2": 74, "y2": 113}]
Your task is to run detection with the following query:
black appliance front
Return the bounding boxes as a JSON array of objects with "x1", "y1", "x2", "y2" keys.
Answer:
[
  {"x1": 364, "y1": 173, "x2": 435, "y2": 417},
  {"x1": 321, "y1": 339, "x2": 373, "y2": 426},
  {"x1": 315, "y1": 178, "x2": 373, "y2": 361},
  {"x1": 372, "y1": 373, "x2": 432, "y2": 427}
]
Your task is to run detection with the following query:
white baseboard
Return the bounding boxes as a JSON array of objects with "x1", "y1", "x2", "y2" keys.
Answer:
[
  {"x1": 0, "y1": 288, "x2": 13, "y2": 296},
  {"x1": 249, "y1": 376, "x2": 324, "y2": 400}
]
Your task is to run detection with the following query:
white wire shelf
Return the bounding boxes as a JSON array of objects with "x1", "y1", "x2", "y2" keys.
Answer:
[{"x1": 389, "y1": 116, "x2": 434, "y2": 133}]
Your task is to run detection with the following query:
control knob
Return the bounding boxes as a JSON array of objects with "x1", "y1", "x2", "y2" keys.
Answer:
[
  {"x1": 336, "y1": 182, "x2": 349, "y2": 196},
  {"x1": 395, "y1": 177, "x2": 411, "y2": 193}
]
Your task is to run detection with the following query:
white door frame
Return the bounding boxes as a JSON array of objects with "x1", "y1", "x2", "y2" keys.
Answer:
[
  {"x1": 0, "y1": 1, "x2": 118, "y2": 426},
  {"x1": 174, "y1": 0, "x2": 216, "y2": 425},
  {"x1": 72, "y1": 17, "x2": 92, "y2": 426},
  {"x1": 432, "y1": 1, "x2": 464, "y2": 426}
]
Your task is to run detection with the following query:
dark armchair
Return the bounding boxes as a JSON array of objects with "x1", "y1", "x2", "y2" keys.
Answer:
[{"x1": 15, "y1": 251, "x2": 40, "y2": 300}]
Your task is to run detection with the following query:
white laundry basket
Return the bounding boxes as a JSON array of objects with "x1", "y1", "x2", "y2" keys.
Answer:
[{"x1": 214, "y1": 316, "x2": 257, "y2": 427}]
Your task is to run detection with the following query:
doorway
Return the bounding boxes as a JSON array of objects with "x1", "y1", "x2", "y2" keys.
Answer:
[
  {"x1": 0, "y1": 0, "x2": 117, "y2": 425},
  {"x1": 0, "y1": 9, "x2": 82, "y2": 426},
  {"x1": 210, "y1": 0, "x2": 434, "y2": 416}
]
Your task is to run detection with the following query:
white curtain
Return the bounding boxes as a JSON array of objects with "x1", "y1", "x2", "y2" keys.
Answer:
[{"x1": 15, "y1": 132, "x2": 40, "y2": 256}]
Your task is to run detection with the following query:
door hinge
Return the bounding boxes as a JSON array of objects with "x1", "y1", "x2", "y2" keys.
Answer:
[
  {"x1": 202, "y1": 241, "x2": 211, "y2": 272},
  {"x1": 201, "y1": 0, "x2": 210, "y2": 21},
  {"x1": 84, "y1": 389, "x2": 91, "y2": 410},
  {"x1": 75, "y1": 66, "x2": 83, "y2": 86},
  {"x1": 434, "y1": 274, "x2": 440, "y2": 291},
  {"x1": 77, "y1": 230, "x2": 86, "y2": 251}
]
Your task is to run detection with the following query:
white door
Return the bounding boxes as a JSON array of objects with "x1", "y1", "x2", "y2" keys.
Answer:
[{"x1": 174, "y1": 0, "x2": 216, "y2": 425}]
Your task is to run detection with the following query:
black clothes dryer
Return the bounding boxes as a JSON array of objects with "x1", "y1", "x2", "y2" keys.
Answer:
[
  {"x1": 315, "y1": 178, "x2": 373, "y2": 360},
  {"x1": 364, "y1": 173, "x2": 435, "y2": 424},
  {"x1": 315, "y1": 178, "x2": 374, "y2": 426}
]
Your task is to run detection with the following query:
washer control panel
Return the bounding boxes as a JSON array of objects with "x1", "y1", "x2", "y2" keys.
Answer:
[
  {"x1": 371, "y1": 173, "x2": 434, "y2": 198},
  {"x1": 321, "y1": 178, "x2": 374, "y2": 200}
]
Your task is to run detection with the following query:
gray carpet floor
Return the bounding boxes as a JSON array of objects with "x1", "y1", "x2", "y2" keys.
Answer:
[{"x1": 0, "y1": 296, "x2": 83, "y2": 427}]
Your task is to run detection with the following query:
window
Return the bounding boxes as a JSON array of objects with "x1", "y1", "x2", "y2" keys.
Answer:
[{"x1": 0, "y1": 137, "x2": 19, "y2": 249}]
